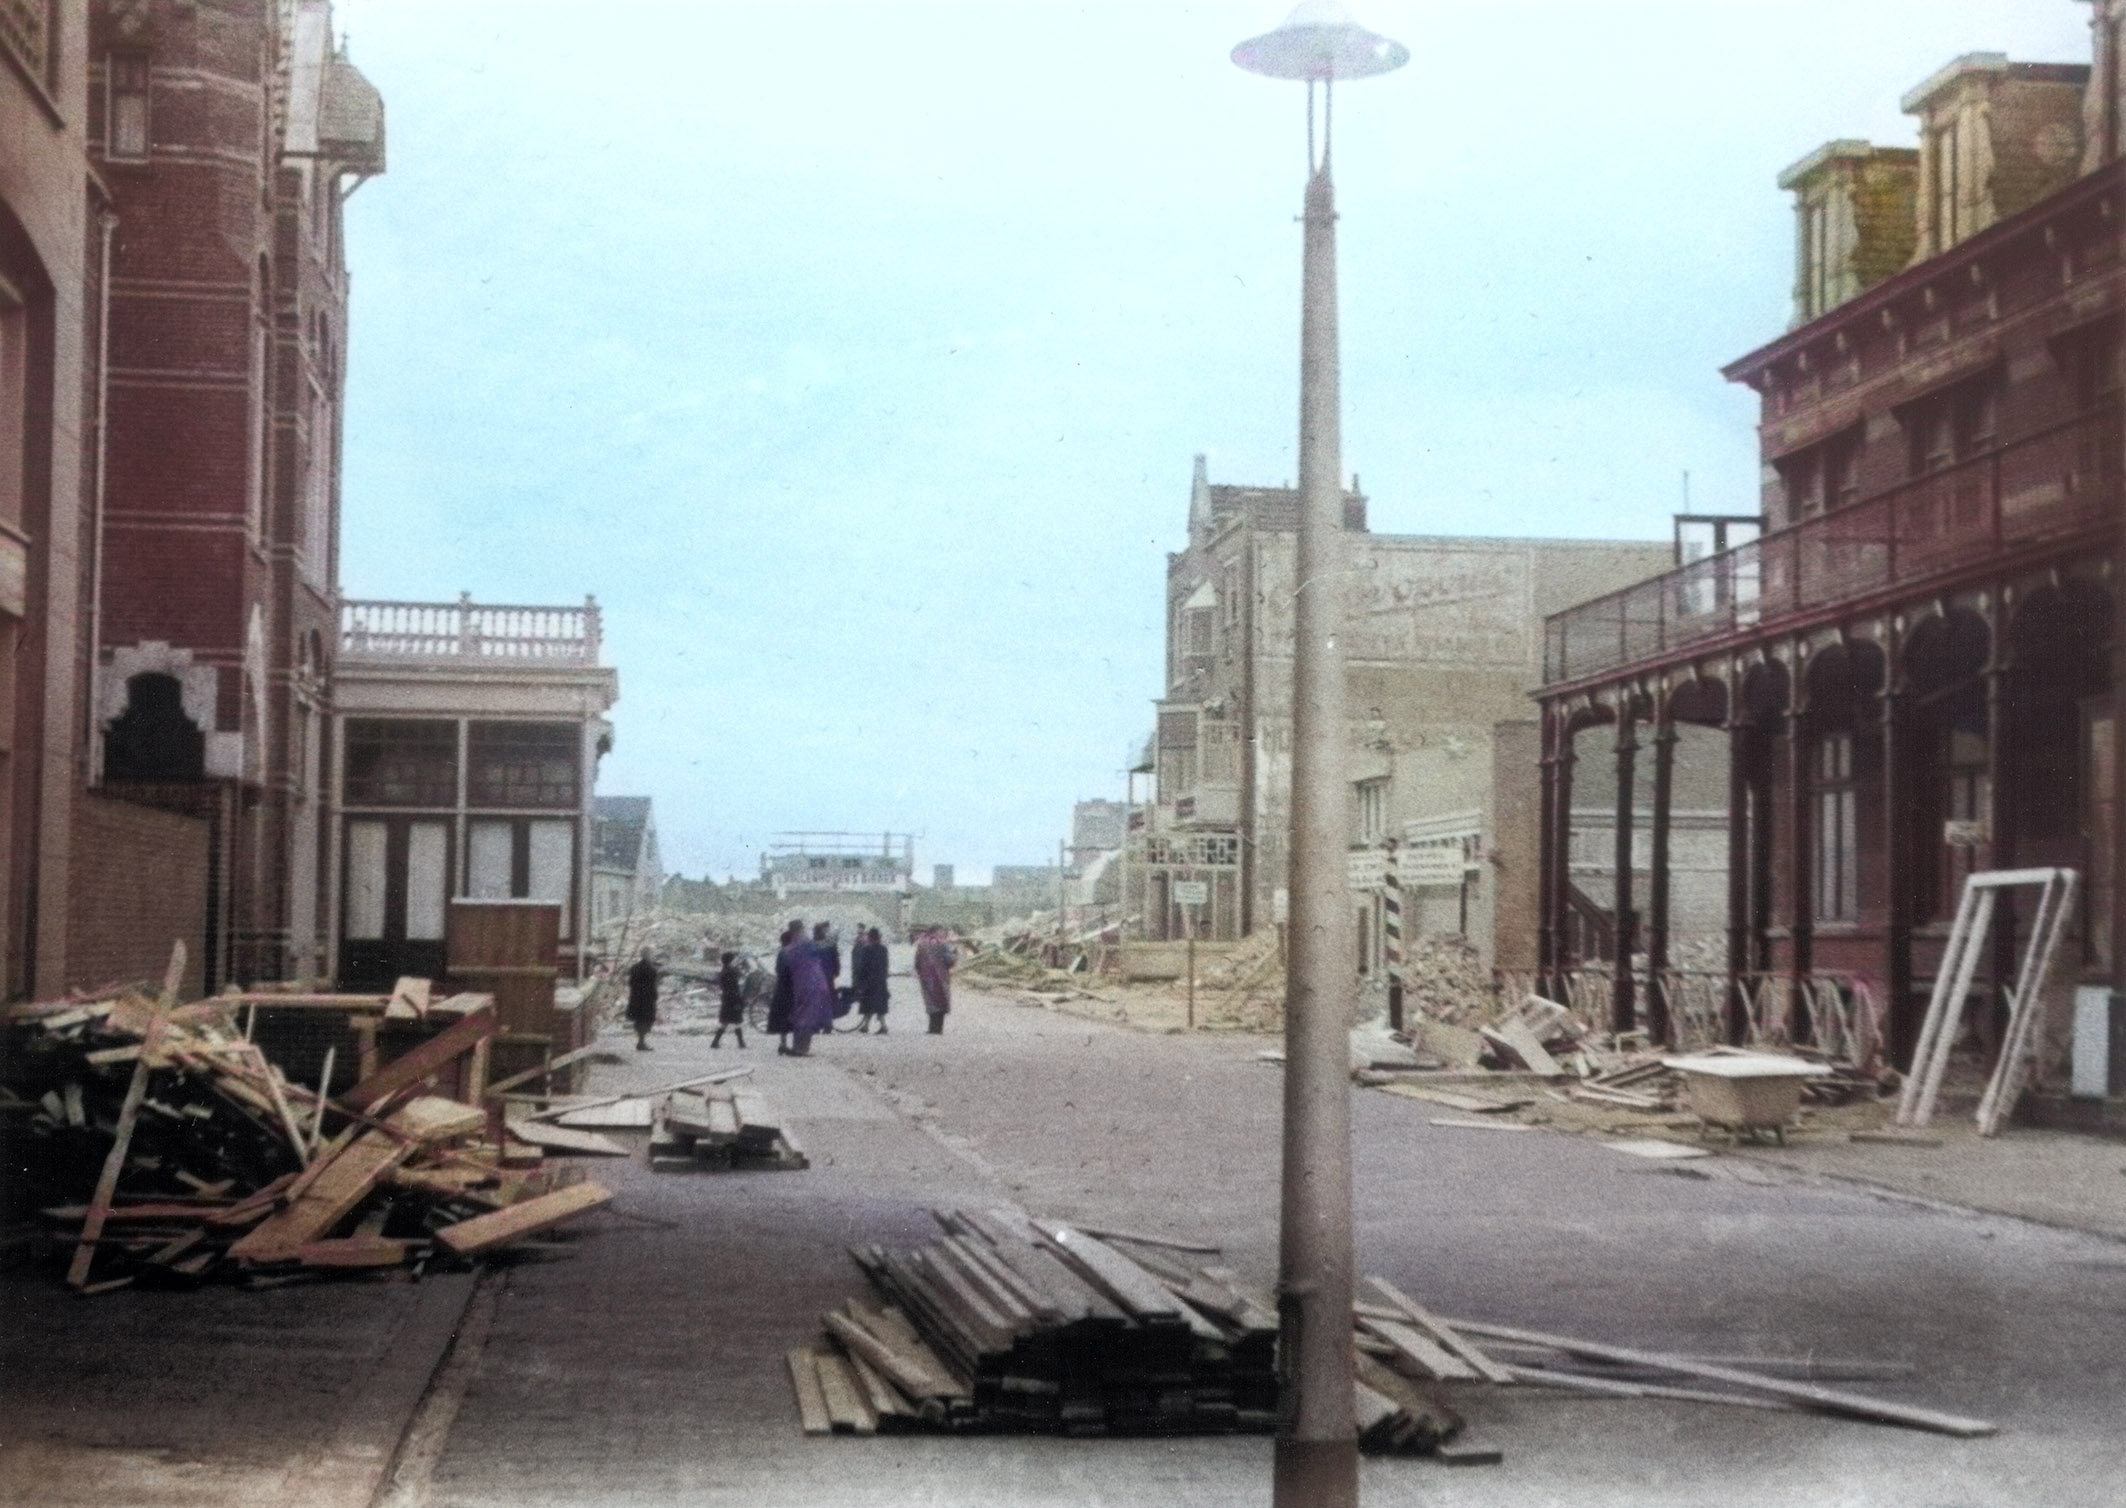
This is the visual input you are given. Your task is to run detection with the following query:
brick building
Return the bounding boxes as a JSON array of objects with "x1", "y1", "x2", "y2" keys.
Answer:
[
  {"x1": 1536, "y1": 9, "x2": 2126, "y2": 1105},
  {"x1": 87, "y1": 0, "x2": 382, "y2": 986},
  {"x1": 1133, "y1": 456, "x2": 1689, "y2": 973}
]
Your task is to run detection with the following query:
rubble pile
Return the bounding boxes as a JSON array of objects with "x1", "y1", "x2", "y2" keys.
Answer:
[{"x1": 2, "y1": 963, "x2": 611, "y2": 1293}]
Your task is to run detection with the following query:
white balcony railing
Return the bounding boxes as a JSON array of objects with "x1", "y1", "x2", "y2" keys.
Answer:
[{"x1": 339, "y1": 594, "x2": 602, "y2": 663}]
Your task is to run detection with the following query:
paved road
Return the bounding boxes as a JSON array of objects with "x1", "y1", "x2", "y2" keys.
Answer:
[{"x1": 407, "y1": 987, "x2": 2126, "y2": 1508}]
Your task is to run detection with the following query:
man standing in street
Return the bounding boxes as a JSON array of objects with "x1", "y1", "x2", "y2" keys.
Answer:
[
  {"x1": 626, "y1": 947, "x2": 660, "y2": 1052},
  {"x1": 914, "y1": 927, "x2": 955, "y2": 1035},
  {"x1": 852, "y1": 927, "x2": 890, "y2": 1032}
]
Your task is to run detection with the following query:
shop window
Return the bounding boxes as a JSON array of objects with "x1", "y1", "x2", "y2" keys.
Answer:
[
  {"x1": 468, "y1": 722, "x2": 578, "y2": 808},
  {"x1": 344, "y1": 719, "x2": 456, "y2": 806},
  {"x1": 1814, "y1": 733, "x2": 1858, "y2": 922},
  {"x1": 107, "y1": 54, "x2": 151, "y2": 161}
]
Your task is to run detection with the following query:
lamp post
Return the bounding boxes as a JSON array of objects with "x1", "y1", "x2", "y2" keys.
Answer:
[{"x1": 1231, "y1": 6, "x2": 1406, "y2": 1505}]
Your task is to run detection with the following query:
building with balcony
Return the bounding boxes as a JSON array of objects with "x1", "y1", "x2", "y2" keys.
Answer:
[
  {"x1": 1535, "y1": 11, "x2": 2126, "y2": 1101},
  {"x1": 330, "y1": 596, "x2": 618, "y2": 987},
  {"x1": 1129, "y1": 456, "x2": 1682, "y2": 968}
]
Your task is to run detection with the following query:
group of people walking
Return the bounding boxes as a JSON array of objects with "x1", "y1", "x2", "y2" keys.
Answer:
[{"x1": 623, "y1": 923, "x2": 959, "y2": 1054}]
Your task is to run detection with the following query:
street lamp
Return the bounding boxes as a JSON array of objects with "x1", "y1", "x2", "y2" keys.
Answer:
[{"x1": 1231, "y1": 4, "x2": 1406, "y2": 1505}]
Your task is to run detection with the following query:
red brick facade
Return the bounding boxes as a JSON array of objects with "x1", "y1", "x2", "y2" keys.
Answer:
[
  {"x1": 88, "y1": 0, "x2": 380, "y2": 985},
  {"x1": 65, "y1": 792, "x2": 207, "y2": 998}
]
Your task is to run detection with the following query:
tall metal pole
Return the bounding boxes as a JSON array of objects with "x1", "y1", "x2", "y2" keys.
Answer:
[{"x1": 1274, "y1": 142, "x2": 1360, "y2": 1508}]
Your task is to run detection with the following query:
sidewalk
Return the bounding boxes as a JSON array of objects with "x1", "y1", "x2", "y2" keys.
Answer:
[
  {"x1": 0, "y1": 1266, "x2": 474, "y2": 1508},
  {"x1": 1731, "y1": 1119, "x2": 2126, "y2": 1242}
]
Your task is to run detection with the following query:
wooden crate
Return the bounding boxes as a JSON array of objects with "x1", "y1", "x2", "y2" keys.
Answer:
[{"x1": 447, "y1": 901, "x2": 561, "y2": 972}]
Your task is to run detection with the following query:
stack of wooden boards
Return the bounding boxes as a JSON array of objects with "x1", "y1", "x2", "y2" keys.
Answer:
[
  {"x1": 2, "y1": 954, "x2": 612, "y2": 1293},
  {"x1": 650, "y1": 1078, "x2": 807, "y2": 1171},
  {"x1": 793, "y1": 1209, "x2": 1283, "y2": 1440},
  {"x1": 789, "y1": 1218, "x2": 1999, "y2": 1451}
]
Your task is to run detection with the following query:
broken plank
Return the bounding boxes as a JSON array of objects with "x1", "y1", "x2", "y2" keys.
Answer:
[
  {"x1": 1365, "y1": 1277, "x2": 1516, "y2": 1386},
  {"x1": 1076, "y1": 1224, "x2": 1222, "y2": 1255},
  {"x1": 787, "y1": 1349, "x2": 833, "y2": 1436},
  {"x1": 1357, "y1": 1315, "x2": 1480, "y2": 1382},
  {"x1": 229, "y1": 1133, "x2": 409, "y2": 1263},
  {"x1": 1379, "y1": 1083, "x2": 1528, "y2": 1114},
  {"x1": 67, "y1": 942, "x2": 185, "y2": 1288},
  {"x1": 846, "y1": 1349, "x2": 915, "y2": 1419},
  {"x1": 1488, "y1": 1018, "x2": 1564, "y2": 1077},
  {"x1": 1447, "y1": 1318, "x2": 1996, "y2": 1437},
  {"x1": 814, "y1": 1350, "x2": 878, "y2": 1435},
  {"x1": 481, "y1": 1043, "x2": 599, "y2": 1100},
  {"x1": 387, "y1": 1095, "x2": 487, "y2": 1146},
  {"x1": 434, "y1": 1180, "x2": 612, "y2": 1257},
  {"x1": 823, "y1": 1309, "x2": 965, "y2": 1401},
  {"x1": 503, "y1": 1119, "x2": 629, "y2": 1157},
  {"x1": 295, "y1": 1237, "x2": 412, "y2": 1269},
  {"x1": 340, "y1": 1004, "x2": 497, "y2": 1111},
  {"x1": 523, "y1": 1067, "x2": 752, "y2": 1123}
]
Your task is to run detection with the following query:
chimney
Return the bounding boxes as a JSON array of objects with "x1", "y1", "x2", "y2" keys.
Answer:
[
  {"x1": 1778, "y1": 140, "x2": 1918, "y2": 325},
  {"x1": 1902, "y1": 53, "x2": 2088, "y2": 263}
]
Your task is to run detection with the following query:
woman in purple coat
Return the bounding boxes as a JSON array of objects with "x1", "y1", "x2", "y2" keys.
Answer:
[{"x1": 781, "y1": 930, "x2": 835, "y2": 1056}]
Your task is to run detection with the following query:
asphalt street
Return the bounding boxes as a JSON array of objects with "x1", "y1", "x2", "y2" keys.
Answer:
[{"x1": 397, "y1": 985, "x2": 2126, "y2": 1508}]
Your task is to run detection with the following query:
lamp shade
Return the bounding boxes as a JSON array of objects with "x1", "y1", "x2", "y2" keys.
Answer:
[{"x1": 1231, "y1": 1, "x2": 1408, "y2": 82}]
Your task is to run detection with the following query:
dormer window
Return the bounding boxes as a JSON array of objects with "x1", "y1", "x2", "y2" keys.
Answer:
[{"x1": 108, "y1": 54, "x2": 152, "y2": 161}]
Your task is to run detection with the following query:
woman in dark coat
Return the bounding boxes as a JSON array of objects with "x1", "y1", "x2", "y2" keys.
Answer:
[
  {"x1": 852, "y1": 928, "x2": 890, "y2": 1032},
  {"x1": 625, "y1": 948, "x2": 660, "y2": 1051},
  {"x1": 767, "y1": 921, "x2": 800, "y2": 1049},
  {"x1": 711, "y1": 951, "x2": 746, "y2": 1049}
]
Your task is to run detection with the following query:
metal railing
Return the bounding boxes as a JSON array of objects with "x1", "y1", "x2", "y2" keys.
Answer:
[
  {"x1": 339, "y1": 594, "x2": 602, "y2": 663},
  {"x1": 1498, "y1": 966, "x2": 1886, "y2": 1067},
  {"x1": 1543, "y1": 406, "x2": 2122, "y2": 686}
]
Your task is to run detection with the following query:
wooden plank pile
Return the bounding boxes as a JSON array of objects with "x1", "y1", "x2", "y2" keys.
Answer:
[
  {"x1": 796, "y1": 1209, "x2": 1278, "y2": 1439},
  {"x1": 1, "y1": 950, "x2": 612, "y2": 1293},
  {"x1": 790, "y1": 1224, "x2": 1999, "y2": 1453},
  {"x1": 649, "y1": 1074, "x2": 807, "y2": 1171}
]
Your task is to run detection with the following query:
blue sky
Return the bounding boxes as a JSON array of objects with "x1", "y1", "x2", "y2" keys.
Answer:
[{"x1": 333, "y1": 0, "x2": 2093, "y2": 882}]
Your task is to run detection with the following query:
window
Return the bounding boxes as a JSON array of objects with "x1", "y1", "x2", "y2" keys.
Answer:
[
  {"x1": 2062, "y1": 318, "x2": 2124, "y2": 411},
  {"x1": 1775, "y1": 428, "x2": 1861, "y2": 521},
  {"x1": 467, "y1": 722, "x2": 579, "y2": 808},
  {"x1": 1802, "y1": 197, "x2": 1832, "y2": 318},
  {"x1": 1903, "y1": 376, "x2": 1998, "y2": 477},
  {"x1": 108, "y1": 54, "x2": 151, "y2": 161},
  {"x1": 1814, "y1": 734, "x2": 1859, "y2": 923},
  {"x1": 344, "y1": 720, "x2": 456, "y2": 806},
  {"x1": 466, "y1": 817, "x2": 575, "y2": 934},
  {"x1": 1932, "y1": 121, "x2": 1961, "y2": 246},
  {"x1": 1355, "y1": 779, "x2": 1388, "y2": 845}
]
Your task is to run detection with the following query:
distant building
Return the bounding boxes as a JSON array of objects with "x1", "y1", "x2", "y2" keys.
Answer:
[
  {"x1": 991, "y1": 864, "x2": 1070, "y2": 921},
  {"x1": 761, "y1": 834, "x2": 914, "y2": 897},
  {"x1": 1070, "y1": 801, "x2": 1127, "y2": 866},
  {"x1": 590, "y1": 797, "x2": 662, "y2": 938},
  {"x1": 330, "y1": 596, "x2": 617, "y2": 986},
  {"x1": 1132, "y1": 456, "x2": 1704, "y2": 973}
]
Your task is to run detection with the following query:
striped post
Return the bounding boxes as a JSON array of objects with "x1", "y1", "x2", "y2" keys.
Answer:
[{"x1": 1382, "y1": 838, "x2": 1405, "y2": 1032}]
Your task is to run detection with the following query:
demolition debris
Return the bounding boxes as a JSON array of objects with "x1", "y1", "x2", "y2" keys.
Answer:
[{"x1": 2, "y1": 948, "x2": 613, "y2": 1292}]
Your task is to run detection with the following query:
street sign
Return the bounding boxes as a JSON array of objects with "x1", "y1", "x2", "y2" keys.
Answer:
[{"x1": 1172, "y1": 880, "x2": 1209, "y2": 906}]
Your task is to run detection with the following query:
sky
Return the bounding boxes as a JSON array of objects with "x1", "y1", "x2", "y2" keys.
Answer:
[{"x1": 332, "y1": 0, "x2": 2094, "y2": 884}]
